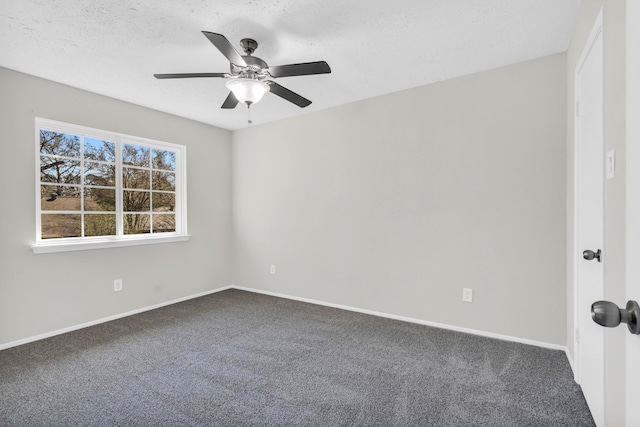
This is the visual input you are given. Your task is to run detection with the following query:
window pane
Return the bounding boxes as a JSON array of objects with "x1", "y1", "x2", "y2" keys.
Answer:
[
  {"x1": 84, "y1": 214, "x2": 116, "y2": 236},
  {"x1": 153, "y1": 214, "x2": 175, "y2": 233},
  {"x1": 40, "y1": 130, "x2": 81, "y2": 158},
  {"x1": 123, "y1": 144, "x2": 150, "y2": 166},
  {"x1": 152, "y1": 149, "x2": 176, "y2": 171},
  {"x1": 123, "y1": 190, "x2": 150, "y2": 212},
  {"x1": 123, "y1": 167, "x2": 150, "y2": 189},
  {"x1": 152, "y1": 192, "x2": 175, "y2": 212},
  {"x1": 41, "y1": 214, "x2": 81, "y2": 239},
  {"x1": 85, "y1": 162, "x2": 116, "y2": 186},
  {"x1": 85, "y1": 188, "x2": 116, "y2": 211},
  {"x1": 152, "y1": 171, "x2": 175, "y2": 191},
  {"x1": 40, "y1": 157, "x2": 81, "y2": 184},
  {"x1": 85, "y1": 138, "x2": 116, "y2": 162},
  {"x1": 40, "y1": 186, "x2": 81, "y2": 211},
  {"x1": 124, "y1": 214, "x2": 150, "y2": 234}
]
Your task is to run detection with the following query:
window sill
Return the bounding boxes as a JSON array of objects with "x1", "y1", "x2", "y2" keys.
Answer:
[{"x1": 31, "y1": 234, "x2": 191, "y2": 254}]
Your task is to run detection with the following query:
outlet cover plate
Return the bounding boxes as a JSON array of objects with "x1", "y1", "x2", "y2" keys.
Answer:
[{"x1": 462, "y1": 288, "x2": 473, "y2": 303}]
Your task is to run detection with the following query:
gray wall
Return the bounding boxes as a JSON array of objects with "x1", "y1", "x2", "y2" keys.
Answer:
[
  {"x1": 232, "y1": 54, "x2": 567, "y2": 345},
  {"x1": 0, "y1": 67, "x2": 232, "y2": 347},
  {"x1": 0, "y1": 50, "x2": 570, "y2": 349},
  {"x1": 565, "y1": 0, "x2": 627, "y2": 425}
]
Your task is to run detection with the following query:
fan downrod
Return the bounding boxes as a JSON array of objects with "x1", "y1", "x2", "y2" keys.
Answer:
[{"x1": 240, "y1": 38, "x2": 258, "y2": 55}]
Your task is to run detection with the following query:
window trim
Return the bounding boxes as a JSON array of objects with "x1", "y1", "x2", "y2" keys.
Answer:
[
  {"x1": 31, "y1": 234, "x2": 191, "y2": 254},
  {"x1": 32, "y1": 118, "x2": 189, "y2": 253}
]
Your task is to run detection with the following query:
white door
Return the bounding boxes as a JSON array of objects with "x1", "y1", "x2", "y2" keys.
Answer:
[
  {"x1": 575, "y1": 9, "x2": 605, "y2": 426},
  {"x1": 627, "y1": 2, "x2": 640, "y2": 426}
]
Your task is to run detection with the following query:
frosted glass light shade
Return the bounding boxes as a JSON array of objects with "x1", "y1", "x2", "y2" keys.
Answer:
[{"x1": 225, "y1": 79, "x2": 270, "y2": 105}]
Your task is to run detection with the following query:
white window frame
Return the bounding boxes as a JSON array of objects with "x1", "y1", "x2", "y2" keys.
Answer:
[{"x1": 33, "y1": 118, "x2": 189, "y2": 254}]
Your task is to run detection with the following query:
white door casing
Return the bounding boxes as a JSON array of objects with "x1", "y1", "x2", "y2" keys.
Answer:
[
  {"x1": 574, "y1": 8, "x2": 605, "y2": 426},
  {"x1": 626, "y1": 2, "x2": 640, "y2": 426}
]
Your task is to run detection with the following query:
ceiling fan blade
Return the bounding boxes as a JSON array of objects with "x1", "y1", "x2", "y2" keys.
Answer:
[
  {"x1": 154, "y1": 73, "x2": 228, "y2": 79},
  {"x1": 268, "y1": 61, "x2": 331, "y2": 78},
  {"x1": 265, "y1": 81, "x2": 312, "y2": 108},
  {"x1": 202, "y1": 31, "x2": 247, "y2": 67},
  {"x1": 221, "y1": 92, "x2": 239, "y2": 109}
]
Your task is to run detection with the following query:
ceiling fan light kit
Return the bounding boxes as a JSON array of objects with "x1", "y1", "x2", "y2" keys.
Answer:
[
  {"x1": 225, "y1": 78, "x2": 269, "y2": 106},
  {"x1": 154, "y1": 31, "x2": 331, "y2": 110}
]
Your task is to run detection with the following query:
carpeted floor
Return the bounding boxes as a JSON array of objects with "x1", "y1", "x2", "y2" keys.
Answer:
[{"x1": 0, "y1": 289, "x2": 594, "y2": 426}]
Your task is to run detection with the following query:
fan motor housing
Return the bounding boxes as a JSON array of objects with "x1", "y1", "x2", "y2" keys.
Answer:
[{"x1": 231, "y1": 56, "x2": 268, "y2": 75}]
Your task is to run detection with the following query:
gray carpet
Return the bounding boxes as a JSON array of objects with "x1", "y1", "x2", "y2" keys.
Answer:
[{"x1": 1, "y1": 289, "x2": 594, "y2": 426}]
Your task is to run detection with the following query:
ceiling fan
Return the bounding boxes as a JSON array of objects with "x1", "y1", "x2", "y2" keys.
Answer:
[{"x1": 154, "y1": 31, "x2": 331, "y2": 109}]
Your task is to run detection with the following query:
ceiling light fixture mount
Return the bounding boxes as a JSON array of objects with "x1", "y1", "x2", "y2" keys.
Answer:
[{"x1": 240, "y1": 38, "x2": 258, "y2": 55}]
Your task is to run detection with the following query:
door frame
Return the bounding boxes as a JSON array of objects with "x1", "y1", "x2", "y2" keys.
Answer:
[
  {"x1": 572, "y1": 6, "x2": 605, "y2": 424},
  {"x1": 626, "y1": 2, "x2": 640, "y2": 425}
]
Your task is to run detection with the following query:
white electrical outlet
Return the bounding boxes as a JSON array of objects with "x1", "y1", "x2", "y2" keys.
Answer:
[
  {"x1": 270, "y1": 265, "x2": 276, "y2": 275},
  {"x1": 462, "y1": 288, "x2": 473, "y2": 303},
  {"x1": 114, "y1": 279, "x2": 123, "y2": 292}
]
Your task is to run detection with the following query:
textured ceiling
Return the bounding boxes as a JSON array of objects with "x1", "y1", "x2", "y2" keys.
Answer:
[{"x1": 0, "y1": 0, "x2": 582, "y2": 131}]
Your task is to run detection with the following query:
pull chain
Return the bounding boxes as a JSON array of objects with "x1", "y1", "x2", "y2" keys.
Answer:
[{"x1": 247, "y1": 104, "x2": 252, "y2": 127}]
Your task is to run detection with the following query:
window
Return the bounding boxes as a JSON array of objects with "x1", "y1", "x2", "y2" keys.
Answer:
[{"x1": 34, "y1": 118, "x2": 188, "y2": 253}]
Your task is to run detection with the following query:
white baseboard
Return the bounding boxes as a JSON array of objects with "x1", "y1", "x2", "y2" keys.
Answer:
[
  {"x1": 0, "y1": 286, "x2": 233, "y2": 351},
  {"x1": 565, "y1": 347, "x2": 578, "y2": 381},
  {"x1": 231, "y1": 285, "x2": 569, "y2": 352},
  {"x1": 1, "y1": 284, "x2": 569, "y2": 360}
]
